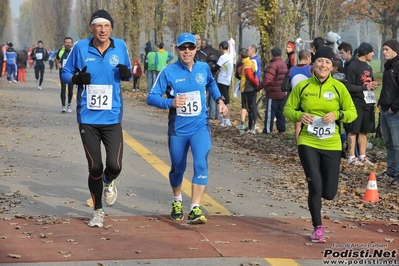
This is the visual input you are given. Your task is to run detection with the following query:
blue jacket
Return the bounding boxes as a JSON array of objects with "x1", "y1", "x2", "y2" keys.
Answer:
[
  {"x1": 5, "y1": 48, "x2": 17, "y2": 65},
  {"x1": 147, "y1": 59, "x2": 221, "y2": 136},
  {"x1": 61, "y1": 37, "x2": 132, "y2": 124}
]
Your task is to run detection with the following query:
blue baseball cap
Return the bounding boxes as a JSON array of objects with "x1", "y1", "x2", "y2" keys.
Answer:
[{"x1": 176, "y1": 33, "x2": 196, "y2": 47}]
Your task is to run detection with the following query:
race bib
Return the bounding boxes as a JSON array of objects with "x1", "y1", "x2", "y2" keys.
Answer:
[
  {"x1": 62, "y1": 58, "x2": 67, "y2": 68},
  {"x1": 363, "y1": 90, "x2": 376, "y2": 104},
  {"x1": 176, "y1": 91, "x2": 202, "y2": 116},
  {"x1": 86, "y1": 85, "x2": 113, "y2": 110},
  {"x1": 36, "y1": 52, "x2": 43, "y2": 60},
  {"x1": 307, "y1": 116, "x2": 335, "y2": 139}
]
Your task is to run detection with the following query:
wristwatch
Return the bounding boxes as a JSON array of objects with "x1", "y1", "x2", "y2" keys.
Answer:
[{"x1": 339, "y1": 111, "x2": 344, "y2": 120}]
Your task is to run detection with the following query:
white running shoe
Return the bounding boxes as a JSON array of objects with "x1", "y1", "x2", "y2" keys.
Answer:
[
  {"x1": 104, "y1": 180, "x2": 118, "y2": 206},
  {"x1": 38, "y1": 86, "x2": 42, "y2": 90},
  {"x1": 61, "y1": 107, "x2": 66, "y2": 113},
  {"x1": 347, "y1": 157, "x2": 363, "y2": 166},
  {"x1": 247, "y1": 128, "x2": 256, "y2": 134},
  {"x1": 360, "y1": 156, "x2": 374, "y2": 166},
  {"x1": 87, "y1": 209, "x2": 104, "y2": 228},
  {"x1": 67, "y1": 105, "x2": 72, "y2": 113},
  {"x1": 12, "y1": 80, "x2": 18, "y2": 83}
]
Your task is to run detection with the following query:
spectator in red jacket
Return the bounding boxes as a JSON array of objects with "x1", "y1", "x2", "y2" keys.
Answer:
[
  {"x1": 132, "y1": 59, "x2": 142, "y2": 92},
  {"x1": 257, "y1": 46, "x2": 288, "y2": 134},
  {"x1": 285, "y1": 41, "x2": 295, "y2": 69}
]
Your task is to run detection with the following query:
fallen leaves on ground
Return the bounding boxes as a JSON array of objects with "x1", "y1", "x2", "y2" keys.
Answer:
[
  {"x1": 125, "y1": 92, "x2": 399, "y2": 222},
  {"x1": 210, "y1": 122, "x2": 399, "y2": 222}
]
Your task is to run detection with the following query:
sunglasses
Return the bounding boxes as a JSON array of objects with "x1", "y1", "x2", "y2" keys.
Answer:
[{"x1": 177, "y1": 45, "x2": 196, "y2": 51}]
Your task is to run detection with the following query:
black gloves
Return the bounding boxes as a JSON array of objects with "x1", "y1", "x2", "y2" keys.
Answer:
[
  {"x1": 116, "y1": 64, "x2": 131, "y2": 80},
  {"x1": 72, "y1": 66, "x2": 91, "y2": 85}
]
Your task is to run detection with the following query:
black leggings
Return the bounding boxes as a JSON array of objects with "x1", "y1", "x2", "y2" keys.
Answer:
[
  {"x1": 59, "y1": 71, "x2": 73, "y2": 106},
  {"x1": 34, "y1": 65, "x2": 45, "y2": 86},
  {"x1": 297, "y1": 145, "x2": 341, "y2": 227},
  {"x1": 79, "y1": 123, "x2": 124, "y2": 209},
  {"x1": 242, "y1": 91, "x2": 257, "y2": 129},
  {"x1": 133, "y1": 76, "x2": 140, "y2": 89}
]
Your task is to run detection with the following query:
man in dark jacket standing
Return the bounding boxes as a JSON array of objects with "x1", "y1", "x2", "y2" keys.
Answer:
[
  {"x1": 378, "y1": 40, "x2": 399, "y2": 183},
  {"x1": 257, "y1": 46, "x2": 288, "y2": 134}
]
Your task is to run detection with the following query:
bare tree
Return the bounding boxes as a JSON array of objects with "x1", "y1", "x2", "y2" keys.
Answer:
[{"x1": 0, "y1": 0, "x2": 11, "y2": 41}]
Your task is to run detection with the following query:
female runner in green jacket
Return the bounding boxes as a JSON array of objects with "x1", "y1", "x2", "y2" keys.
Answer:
[{"x1": 284, "y1": 47, "x2": 357, "y2": 243}]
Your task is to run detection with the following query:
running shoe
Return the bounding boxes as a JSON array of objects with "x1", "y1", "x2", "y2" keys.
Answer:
[
  {"x1": 187, "y1": 206, "x2": 207, "y2": 224},
  {"x1": 87, "y1": 208, "x2": 104, "y2": 228},
  {"x1": 391, "y1": 176, "x2": 399, "y2": 184},
  {"x1": 247, "y1": 128, "x2": 256, "y2": 134},
  {"x1": 12, "y1": 80, "x2": 18, "y2": 83},
  {"x1": 347, "y1": 157, "x2": 363, "y2": 166},
  {"x1": 61, "y1": 107, "x2": 66, "y2": 113},
  {"x1": 360, "y1": 156, "x2": 374, "y2": 166},
  {"x1": 104, "y1": 179, "x2": 118, "y2": 206},
  {"x1": 311, "y1": 225, "x2": 326, "y2": 243},
  {"x1": 67, "y1": 105, "x2": 72, "y2": 113},
  {"x1": 237, "y1": 124, "x2": 247, "y2": 130},
  {"x1": 377, "y1": 171, "x2": 394, "y2": 179},
  {"x1": 37, "y1": 86, "x2": 42, "y2": 90},
  {"x1": 170, "y1": 201, "x2": 184, "y2": 221}
]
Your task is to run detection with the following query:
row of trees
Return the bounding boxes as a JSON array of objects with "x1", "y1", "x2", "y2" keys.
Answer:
[{"x1": 1, "y1": 0, "x2": 398, "y2": 69}]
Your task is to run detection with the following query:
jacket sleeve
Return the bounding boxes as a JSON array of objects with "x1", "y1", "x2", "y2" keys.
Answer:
[
  {"x1": 390, "y1": 67, "x2": 399, "y2": 113},
  {"x1": 61, "y1": 45, "x2": 79, "y2": 84},
  {"x1": 167, "y1": 52, "x2": 174, "y2": 63},
  {"x1": 258, "y1": 65, "x2": 276, "y2": 89},
  {"x1": 337, "y1": 84, "x2": 357, "y2": 123},
  {"x1": 290, "y1": 54, "x2": 295, "y2": 68},
  {"x1": 344, "y1": 66, "x2": 366, "y2": 92},
  {"x1": 207, "y1": 67, "x2": 222, "y2": 101},
  {"x1": 283, "y1": 83, "x2": 303, "y2": 122},
  {"x1": 146, "y1": 69, "x2": 174, "y2": 109},
  {"x1": 244, "y1": 67, "x2": 259, "y2": 87}
]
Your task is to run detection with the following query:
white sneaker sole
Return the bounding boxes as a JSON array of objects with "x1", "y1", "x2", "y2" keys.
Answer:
[{"x1": 104, "y1": 185, "x2": 118, "y2": 206}]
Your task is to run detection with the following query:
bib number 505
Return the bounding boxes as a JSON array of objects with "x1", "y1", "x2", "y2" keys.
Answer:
[
  {"x1": 312, "y1": 126, "x2": 331, "y2": 138},
  {"x1": 307, "y1": 116, "x2": 335, "y2": 139}
]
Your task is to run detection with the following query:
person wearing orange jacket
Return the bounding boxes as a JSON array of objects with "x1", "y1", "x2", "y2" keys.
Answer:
[{"x1": 132, "y1": 59, "x2": 142, "y2": 92}]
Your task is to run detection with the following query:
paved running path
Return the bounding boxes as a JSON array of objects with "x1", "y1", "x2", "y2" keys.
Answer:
[{"x1": 0, "y1": 71, "x2": 398, "y2": 266}]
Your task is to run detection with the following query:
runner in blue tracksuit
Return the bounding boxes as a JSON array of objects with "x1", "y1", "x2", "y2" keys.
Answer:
[
  {"x1": 5, "y1": 42, "x2": 18, "y2": 83},
  {"x1": 61, "y1": 10, "x2": 132, "y2": 228},
  {"x1": 147, "y1": 32, "x2": 227, "y2": 225}
]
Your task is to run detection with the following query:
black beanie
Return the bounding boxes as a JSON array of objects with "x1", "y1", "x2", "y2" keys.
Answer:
[
  {"x1": 313, "y1": 46, "x2": 335, "y2": 63},
  {"x1": 90, "y1": 10, "x2": 114, "y2": 29},
  {"x1": 383, "y1": 39, "x2": 399, "y2": 54},
  {"x1": 271, "y1": 46, "x2": 281, "y2": 57},
  {"x1": 357, "y1": 42, "x2": 373, "y2": 56}
]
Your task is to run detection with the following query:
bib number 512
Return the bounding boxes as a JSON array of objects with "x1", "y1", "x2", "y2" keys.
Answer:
[{"x1": 91, "y1": 94, "x2": 109, "y2": 107}]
